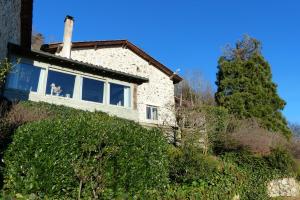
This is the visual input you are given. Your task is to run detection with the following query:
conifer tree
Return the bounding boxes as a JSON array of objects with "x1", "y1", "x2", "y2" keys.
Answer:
[{"x1": 215, "y1": 35, "x2": 291, "y2": 137}]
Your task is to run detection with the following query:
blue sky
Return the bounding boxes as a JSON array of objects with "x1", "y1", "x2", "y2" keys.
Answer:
[{"x1": 33, "y1": 0, "x2": 300, "y2": 123}]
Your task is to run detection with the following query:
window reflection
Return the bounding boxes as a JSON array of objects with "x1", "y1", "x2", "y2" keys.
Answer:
[
  {"x1": 110, "y1": 83, "x2": 131, "y2": 107},
  {"x1": 46, "y1": 70, "x2": 75, "y2": 98},
  {"x1": 82, "y1": 77, "x2": 104, "y2": 103},
  {"x1": 6, "y1": 63, "x2": 42, "y2": 92}
]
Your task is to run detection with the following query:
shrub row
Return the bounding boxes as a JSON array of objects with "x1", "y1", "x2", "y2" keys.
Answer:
[{"x1": 1, "y1": 102, "x2": 298, "y2": 199}]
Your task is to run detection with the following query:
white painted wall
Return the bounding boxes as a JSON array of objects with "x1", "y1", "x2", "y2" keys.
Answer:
[{"x1": 69, "y1": 47, "x2": 176, "y2": 126}]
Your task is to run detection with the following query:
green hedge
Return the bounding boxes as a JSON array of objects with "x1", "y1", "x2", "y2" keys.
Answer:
[
  {"x1": 3, "y1": 110, "x2": 169, "y2": 199},
  {"x1": 1, "y1": 102, "x2": 297, "y2": 199},
  {"x1": 167, "y1": 145, "x2": 296, "y2": 200}
]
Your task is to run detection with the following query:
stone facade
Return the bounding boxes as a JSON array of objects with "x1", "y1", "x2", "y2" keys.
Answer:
[
  {"x1": 268, "y1": 178, "x2": 300, "y2": 197},
  {"x1": 0, "y1": 0, "x2": 21, "y2": 59},
  {"x1": 69, "y1": 47, "x2": 176, "y2": 126}
]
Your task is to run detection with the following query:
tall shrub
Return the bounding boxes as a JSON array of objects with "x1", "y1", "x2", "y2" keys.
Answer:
[{"x1": 3, "y1": 111, "x2": 169, "y2": 199}]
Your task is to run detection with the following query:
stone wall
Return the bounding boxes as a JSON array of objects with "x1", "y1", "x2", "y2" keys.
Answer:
[
  {"x1": 70, "y1": 47, "x2": 176, "y2": 126},
  {"x1": 0, "y1": 0, "x2": 21, "y2": 59},
  {"x1": 268, "y1": 178, "x2": 300, "y2": 197}
]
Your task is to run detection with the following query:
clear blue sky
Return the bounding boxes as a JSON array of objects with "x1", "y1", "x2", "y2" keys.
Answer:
[{"x1": 33, "y1": 0, "x2": 300, "y2": 124}]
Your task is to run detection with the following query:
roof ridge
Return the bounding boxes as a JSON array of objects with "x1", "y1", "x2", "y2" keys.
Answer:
[{"x1": 41, "y1": 40, "x2": 182, "y2": 83}]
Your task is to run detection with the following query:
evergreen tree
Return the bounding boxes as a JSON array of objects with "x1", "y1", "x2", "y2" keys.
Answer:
[{"x1": 215, "y1": 35, "x2": 291, "y2": 137}]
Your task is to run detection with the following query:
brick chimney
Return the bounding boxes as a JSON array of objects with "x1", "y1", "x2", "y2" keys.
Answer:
[{"x1": 61, "y1": 15, "x2": 74, "y2": 58}]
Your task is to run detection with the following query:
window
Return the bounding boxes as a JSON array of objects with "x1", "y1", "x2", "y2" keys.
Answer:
[
  {"x1": 46, "y1": 70, "x2": 75, "y2": 98},
  {"x1": 6, "y1": 63, "x2": 43, "y2": 92},
  {"x1": 146, "y1": 105, "x2": 158, "y2": 120},
  {"x1": 82, "y1": 77, "x2": 104, "y2": 103},
  {"x1": 109, "y1": 83, "x2": 131, "y2": 107}
]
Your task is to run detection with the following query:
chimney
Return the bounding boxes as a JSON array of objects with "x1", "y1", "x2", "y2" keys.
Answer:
[{"x1": 61, "y1": 15, "x2": 74, "y2": 58}]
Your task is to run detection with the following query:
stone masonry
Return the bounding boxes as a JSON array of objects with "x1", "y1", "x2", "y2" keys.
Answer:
[
  {"x1": 69, "y1": 47, "x2": 176, "y2": 126},
  {"x1": 268, "y1": 178, "x2": 300, "y2": 197},
  {"x1": 0, "y1": 0, "x2": 21, "y2": 59}
]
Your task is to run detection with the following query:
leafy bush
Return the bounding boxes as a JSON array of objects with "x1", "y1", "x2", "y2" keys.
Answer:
[
  {"x1": 3, "y1": 108, "x2": 169, "y2": 199},
  {"x1": 168, "y1": 145, "x2": 242, "y2": 199},
  {"x1": 167, "y1": 144, "x2": 296, "y2": 200},
  {"x1": 222, "y1": 149, "x2": 296, "y2": 199}
]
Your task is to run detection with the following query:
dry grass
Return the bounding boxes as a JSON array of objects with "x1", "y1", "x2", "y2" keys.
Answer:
[
  {"x1": 5, "y1": 103, "x2": 49, "y2": 126},
  {"x1": 223, "y1": 118, "x2": 289, "y2": 155},
  {"x1": 0, "y1": 103, "x2": 50, "y2": 145}
]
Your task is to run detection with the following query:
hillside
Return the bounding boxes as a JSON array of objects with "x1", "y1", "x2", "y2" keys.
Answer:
[{"x1": 0, "y1": 101, "x2": 298, "y2": 199}]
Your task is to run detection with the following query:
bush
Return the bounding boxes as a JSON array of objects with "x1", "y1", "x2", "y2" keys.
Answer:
[
  {"x1": 168, "y1": 145, "x2": 242, "y2": 199},
  {"x1": 3, "y1": 109, "x2": 169, "y2": 199},
  {"x1": 222, "y1": 149, "x2": 296, "y2": 199}
]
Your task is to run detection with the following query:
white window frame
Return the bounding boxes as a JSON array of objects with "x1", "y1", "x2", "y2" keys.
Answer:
[
  {"x1": 45, "y1": 68, "x2": 77, "y2": 99},
  {"x1": 146, "y1": 105, "x2": 158, "y2": 121},
  {"x1": 108, "y1": 80, "x2": 132, "y2": 108},
  {"x1": 7, "y1": 58, "x2": 134, "y2": 110},
  {"x1": 80, "y1": 75, "x2": 106, "y2": 105}
]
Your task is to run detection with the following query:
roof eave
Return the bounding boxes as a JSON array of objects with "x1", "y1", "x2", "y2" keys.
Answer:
[{"x1": 8, "y1": 43, "x2": 149, "y2": 85}]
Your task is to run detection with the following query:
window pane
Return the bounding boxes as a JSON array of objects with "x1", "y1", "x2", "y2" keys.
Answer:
[
  {"x1": 152, "y1": 107, "x2": 158, "y2": 120},
  {"x1": 46, "y1": 70, "x2": 75, "y2": 98},
  {"x1": 146, "y1": 106, "x2": 151, "y2": 119},
  {"x1": 110, "y1": 83, "x2": 130, "y2": 107},
  {"x1": 146, "y1": 105, "x2": 158, "y2": 120},
  {"x1": 6, "y1": 63, "x2": 41, "y2": 92},
  {"x1": 82, "y1": 77, "x2": 104, "y2": 103}
]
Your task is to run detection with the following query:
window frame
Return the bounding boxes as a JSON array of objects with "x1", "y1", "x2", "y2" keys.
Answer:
[
  {"x1": 108, "y1": 81, "x2": 132, "y2": 108},
  {"x1": 5, "y1": 61, "x2": 44, "y2": 94},
  {"x1": 5, "y1": 58, "x2": 134, "y2": 110},
  {"x1": 45, "y1": 68, "x2": 77, "y2": 99},
  {"x1": 80, "y1": 75, "x2": 106, "y2": 104},
  {"x1": 146, "y1": 105, "x2": 158, "y2": 121}
]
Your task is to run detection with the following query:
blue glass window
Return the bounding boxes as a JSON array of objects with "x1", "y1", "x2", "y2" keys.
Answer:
[
  {"x1": 109, "y1": 83, "x2": 131, "y2": 107},
  {"x1": 82, "y1": 77, "x2": 104, "y2": 103},
  {"x1": 6, "y1": 63, "x2": 42, "y2": 92},
  {"x1": 46, "y1": 70, "x2": 75, "y2": 98}
]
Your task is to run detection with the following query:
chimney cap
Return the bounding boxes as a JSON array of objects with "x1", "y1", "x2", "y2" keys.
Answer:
[{"x1": 64, "y1": 15, "x2": 74, "y2": 22}]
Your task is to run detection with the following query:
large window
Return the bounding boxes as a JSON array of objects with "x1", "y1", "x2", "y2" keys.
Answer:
[
  {"x1": 146, "y1": 105, "x2": 158, "y2": 120},
  {"x1": 6, "y1": 63, "x2": 43, "y2": 92},
  {"x1": 82, "y1": 77, "x2": 104, "y2": 103},
  {"x1": 109, "y1": 83, "x2": 131, "y2": 107},
  {"x1": 46, "y1": 70, "x2": 75, "y2": 98}
]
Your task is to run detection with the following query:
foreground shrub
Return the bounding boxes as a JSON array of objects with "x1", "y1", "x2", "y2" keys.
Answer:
[
  {"x1": 222, "y1": 149, "x2": 296, "y2": 199},
  {"x1": 3, "y1": 111, "x2": 169, "y2": 199},
  {"x1": 168, "y1": 145, "x2": 242, "y2": 199}
]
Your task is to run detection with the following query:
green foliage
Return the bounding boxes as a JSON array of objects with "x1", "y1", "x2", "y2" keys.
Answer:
[
  {"x1": 0, "y1": 59, "x2": 14, "y2": 89},
  {"x1": 222, "y1": 149, "x2": 296, "y2": 200},
  {"x1": 3, "y1": 104, "x2": 169, "y2": 199},
  {"x1": 215, "y1": 35, "x2": 291, "y2": 137},
  {"x1": 167, "y1": 146, "x2": 295, "y2": 200},
  {"x1": 168, "y1": 145, "x2": 242, "y2": 199},
  {"x1": 1, "y1": 102, "x2": 297, "y2": 199},
  {"x1": 201, "y1": 106, "x2": 229, "y2": 144}
]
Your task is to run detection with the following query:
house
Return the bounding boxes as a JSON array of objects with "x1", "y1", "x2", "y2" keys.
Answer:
[{"x1": 1, "y1": 5, "x2": 182, "y2": 128}]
